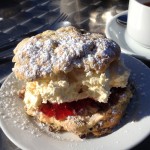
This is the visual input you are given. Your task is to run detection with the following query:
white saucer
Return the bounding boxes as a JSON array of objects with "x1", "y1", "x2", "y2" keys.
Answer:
[
  {"x1": 105, "y1": 10, "x2": 150, "y2": 60},
  {"x1": 1, "y1": 54, "x2": 150, "y2": 150}
]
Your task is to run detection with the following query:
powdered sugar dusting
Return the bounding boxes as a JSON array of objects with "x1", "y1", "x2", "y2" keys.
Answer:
[
  {"x1": 13, "y1": 27, "x2": 120, "y2": 81},
  {"x1": 0, "y1": 73, "x2": 82, "y2": 141},
  {"x1": 0, "y1": 75, "x2": 42, "y2": 137}
]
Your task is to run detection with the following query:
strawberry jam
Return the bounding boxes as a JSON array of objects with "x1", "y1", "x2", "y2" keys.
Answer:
[
  {"x1": 39, "y1": 87, "x2": 126, "y2": 120},
  {"x1": 39, "y1": 99, "x2": 97, "y2": 120}
]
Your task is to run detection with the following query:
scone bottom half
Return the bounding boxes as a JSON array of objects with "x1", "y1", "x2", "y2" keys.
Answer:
[{"x1": 13, "y1": 26, "x2": 133, "y2": 137}]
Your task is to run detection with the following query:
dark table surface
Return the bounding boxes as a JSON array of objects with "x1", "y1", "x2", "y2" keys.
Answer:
[{"x1": 0, "y1": 0, "x2": 149, "y2": 149}]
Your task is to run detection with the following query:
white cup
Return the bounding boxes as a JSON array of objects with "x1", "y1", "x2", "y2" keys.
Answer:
[{"x1": 127, "y1": 0, "x2": 150, "y2": 48}]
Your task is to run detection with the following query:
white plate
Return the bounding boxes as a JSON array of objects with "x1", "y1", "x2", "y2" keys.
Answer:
[
  {"x1": 0, "y1": 54, "x2": 150, "y2": 150},
  {"x1": 105, "y1": 11, "x2": 150, "y2": 60}
]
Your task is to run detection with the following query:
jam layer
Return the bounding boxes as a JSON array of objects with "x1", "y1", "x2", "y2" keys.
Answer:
[{"x1": 39, "y1": 87, "x2": 126, "y2": 120}]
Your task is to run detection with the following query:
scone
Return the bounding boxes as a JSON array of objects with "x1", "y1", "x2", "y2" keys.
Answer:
[{"x1": 12, "y1": 26, "x2": 133, "y2": 137}]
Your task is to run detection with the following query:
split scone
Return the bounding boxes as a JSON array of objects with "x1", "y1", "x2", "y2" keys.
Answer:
[{"x1": 12, "y1": 26, "x2": 133, "y2": 137}]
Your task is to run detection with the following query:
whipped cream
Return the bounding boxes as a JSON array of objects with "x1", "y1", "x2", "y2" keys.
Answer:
[{"x1": 24, "y1": 60, "x2": 130, "y2": 109}]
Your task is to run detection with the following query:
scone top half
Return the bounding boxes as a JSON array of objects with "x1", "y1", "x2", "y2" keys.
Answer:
[{"x1": 12, "y1": 26, "x2": 130, "y2": 107}]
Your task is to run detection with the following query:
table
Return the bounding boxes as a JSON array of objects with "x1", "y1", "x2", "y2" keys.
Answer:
[{"x1": 0, "y1": 0, "x2": 149, "y2": 149}]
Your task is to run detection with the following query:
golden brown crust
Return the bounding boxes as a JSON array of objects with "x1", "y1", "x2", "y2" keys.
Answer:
[
  {"x1": 25, "y1": 85, "x2": 132, "y2": 137},
  {"x1": 12, "y1": 26, "x2": 120, "y2": 81}
]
